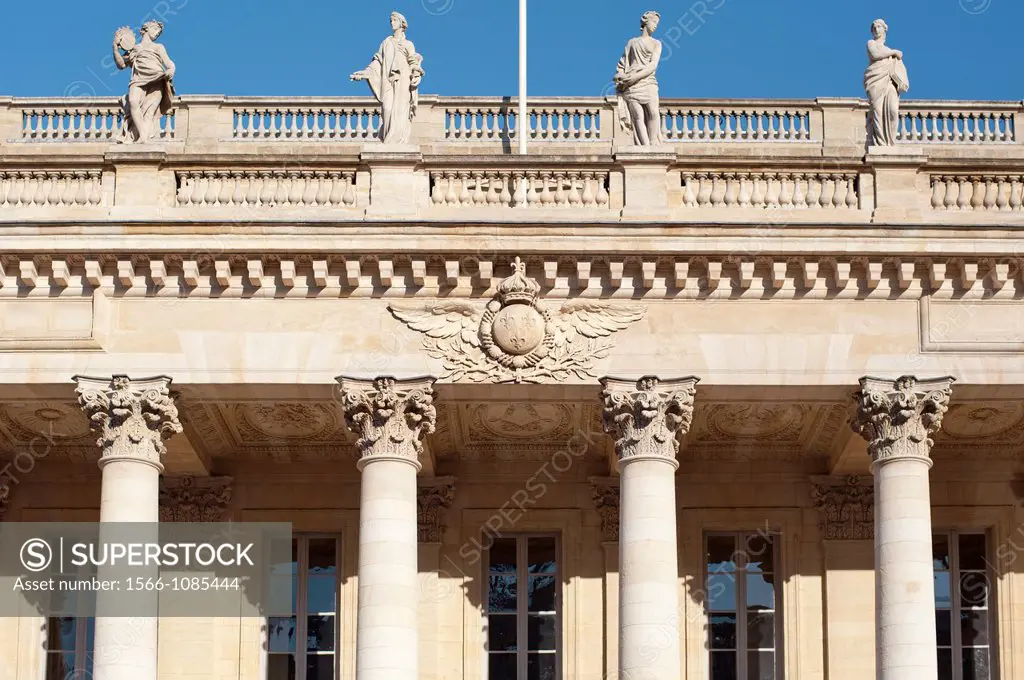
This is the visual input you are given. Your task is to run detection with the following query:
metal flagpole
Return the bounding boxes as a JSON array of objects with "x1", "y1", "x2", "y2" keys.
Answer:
[{"x1": 518, "y1": 0, "x2": 527, "y2": 155}]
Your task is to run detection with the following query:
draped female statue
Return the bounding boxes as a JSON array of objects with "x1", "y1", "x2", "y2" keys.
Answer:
[
  {"x1": 350, "y1": 12, "x2": 425, "y2": 146},
  {"x1": 614, "y1": 11, "x2": 664, "y2": 147},
  {"x1": 864, "y1": 19, "x2": 909, "y2": 147},
  {"x1": 113, "y1": 21, "x2": 176, "y2": 144}
]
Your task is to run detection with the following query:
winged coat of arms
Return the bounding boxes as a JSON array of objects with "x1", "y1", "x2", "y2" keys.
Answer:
[{"x1": 388, "y1": 257, "x2": 645, "y2": 384}]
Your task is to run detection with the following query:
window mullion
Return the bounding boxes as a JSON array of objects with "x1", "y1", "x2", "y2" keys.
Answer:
[
  {"x1": 737, "y1": 532, "x2": 747, "y2": 680},
  {"x1": 297, "y1": 536, "x2": 308, "y2": 680},
  {"x1": 335, "y1": 538, "x2": 342, "y2": 680},
  {"x1": 951, "y1": 531, "x2": 962, "y2": 680},
  {"x1": 517, "y1": 536, "x2": 525, "y2": 680}
]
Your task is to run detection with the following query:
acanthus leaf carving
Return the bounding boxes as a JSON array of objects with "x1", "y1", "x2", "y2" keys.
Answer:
[
  {"x1": 389, "y1": 257, "x2": 645, "y2": 384},
  {"x1": 74, "y1": 375, "x2": 183, "y2": 468},
  {"x1": 851, "y1": 375, "x2": 955, "y2": 467},
  {"x1": 417, "y1": 477, "x2": 456, "y2": 543},
  {"x1": 600, "y1": 375, "x2": 699, "y2": 465},
  {"x1": 159, "y1": 476, "x2": 234, "y2": 523},
  {"x1": 811, "y1": 475, "x2": 874, "y2": 540},
  {"x1": 337, "y1": 376, "x2": 437, "y2": 468}
]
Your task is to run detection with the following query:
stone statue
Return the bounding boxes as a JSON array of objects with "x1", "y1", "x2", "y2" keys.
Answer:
[
  {"x1": 614, "y1": 11, "x2": 664, "y2": 146},
  {"x1": 864, "y1": 19, "x2": 909, "y2": 147},
  {"x1": 350, "y1": 12, "x2": 425, "y2": 146},
  {"x1": 113, "y1": 22, "x2": 176, "y2": 144}
]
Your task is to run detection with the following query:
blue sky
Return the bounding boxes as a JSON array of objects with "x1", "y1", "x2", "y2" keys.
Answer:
[{"x1": 0, "y1": 0, "x2": 1020, "y2": 100}]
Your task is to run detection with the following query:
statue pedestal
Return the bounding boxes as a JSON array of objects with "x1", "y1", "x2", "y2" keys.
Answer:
[
  {"x1": 361, "y1": 145, "x2": 425, "y2": 217},
  {"x1": 865, "y1": 145, "x2": 928, "y2": 223},
  {"x1": 105, "y1": 147, "x2": 176, "y2": 209},
  {"x1": 615, "y1": 146, "x2": 677, "y2": 219}
]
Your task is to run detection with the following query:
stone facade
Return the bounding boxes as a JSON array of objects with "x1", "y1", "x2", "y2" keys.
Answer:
[{"x1": 0, "y1": 91, "x2": 1023, "y2": 680}]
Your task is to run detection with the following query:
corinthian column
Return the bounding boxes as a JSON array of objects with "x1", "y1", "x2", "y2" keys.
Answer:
[
  {"x1": 337, "y1": 375, "x2": 436, "y2": 680},
  {"x1": 851, "y1": 375, "x2": 954, "y2": 680},
  {"x1": 74, "y1": 374, "x2": 182, "y2": 680},
  {"x1": 601, "y1": 375, "x2": 699, "y2": 680}
]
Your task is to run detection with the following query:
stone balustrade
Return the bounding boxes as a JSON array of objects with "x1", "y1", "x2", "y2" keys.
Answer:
[
  {"x1": 929, "y1": 175, "x2": 1024, "y2": 212},
  {"x1": 0, "y1": 170, "x2": 104, "y2": 207},
  {"x1": 663, "y1": 104, "x2": 813, "y2": 142},
  {"x1": 897, "y1": 102, "x2": 1016, "y2": 144},
  {"x1": 0, "y1": 96, "x2": 1020, "y2": 149},
  {"x1": 175, "y1": 170, "x2": 359, "y2": 208},
  {"x1": 429, "y1": 169, "x2": 611, "y2": 208},
  {"x1": 232, "y1": 105, "x2": 380, "y2": 141},
  {"x1": 681, "y1": 171, "x2": 860, "y2": 210},
  {"x1": 0, "y1": 95, "x2": 1023, "y2": 224},
  {"x1": 10, "y1": 98, "x2": 176, "y2": 142}
]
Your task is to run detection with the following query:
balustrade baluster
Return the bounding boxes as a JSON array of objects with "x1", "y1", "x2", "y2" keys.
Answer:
[
  {"x1": 996, "y1": 177, "x2": 1011, "y2": 211},
  {"x1": 526, "y1": 172, "x2": 540, "y2": 205},
  {"x1": 512, "y1": 173, "x2": 527, "y2": 207},
  {"x1": 941, "y1": 177, "x2": 958, "y2": 210},
  {"x1": 343, "y1": 173, "x2": 357, "y2": 206},
  {"x1": 984, "y1": 177, "x2": 999, "y2": 211},
  {"x1": 567, "y1": 173, "x2": 582, "y2": 205},
  {"x1": 792, "y1": 173, "x2": 807, "y2": 208},
  {"x1": 682, "y1": 173, "x2": 698, "y2": 207},
  {"x1": 803, "y1": 174, "x2": 821, "y2": 207},
  {"x1": 696, "y1": 173, "x2": 713, "y2": 206},
  {"x1": 931, "y1": 177, "x2": 947, "y2": 210},
  {"x1": 1010, "y1": 178, "x2": 1024, "y2": 211},
  {"x1": 499, "y1": 173, "x2": 513, "y2": 205},
  {"x1": 723, "y1": 173, "x2": 739, "y2": 207},
  {"x1": 832, "y1": 175, "x2": 847, "y2": 208},
  {"x1": 737, "y1": 173, "x2": 753, "y2": 207},
  {"x1": 473, "y1": 172, "x2": 487, "y2": 204},
  {"x1": 329, "y1": 172, "x2": 345, "y2": 206},
  {"x1": 580, "y1": 172, "x2": 595, "y2": 206},
  {"x1": 778, "y1": 173, "x2": 794, "y2": 208}
]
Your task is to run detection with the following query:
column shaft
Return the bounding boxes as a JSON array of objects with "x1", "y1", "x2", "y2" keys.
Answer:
[
  {"x1": 874, "y1": 458, "x2": 937, "y2": 680},
  {"x1": 356, "y1": 459, "x2": 419, "y2": 680},
  {"x1": 619, "y1": 458, "x2": 680, "y2": 680}
]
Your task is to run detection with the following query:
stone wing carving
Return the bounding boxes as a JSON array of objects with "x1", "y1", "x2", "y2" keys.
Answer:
[
  {"x1": 388, "y1": 301, "x2": 490, "y2": 382},
  {"x1": 388, "y1": 299, "x2": 645, "y2": 384}
]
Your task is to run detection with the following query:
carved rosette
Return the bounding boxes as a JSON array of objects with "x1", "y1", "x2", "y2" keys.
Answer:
[
  {"x1": 851, "y1": 375, "x2": 955, "y2": 468},
  {"x1": 590, "y1": 477, "x2": 620, "y2": 542},
  {"x1": 337, "y1": 376, "x2": 437, "y2": 469},
  {"x1": 600, "y1": 375, "x2": 700, "y2": 467},
  {"x1": 159, "y1": 476, "x2": 234, "y2": 522},
  {"x1": 417, "y1": 477, "x2": 456, "y2": 543},
  {"x1": 74, "y1": 375, "x2": 183, "y2": 469},
  {"x1": 811, "y1": 476, "x2": 874, "y2": 540}
]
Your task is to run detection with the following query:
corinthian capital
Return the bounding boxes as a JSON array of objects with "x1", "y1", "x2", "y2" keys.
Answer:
[
  {"x1": 417, "y1": 477, "x2": 456, "y2": 543},
  {"x1": 337, "y1": 375, "x2": 437, "y2": 469},
  {"x1": 600, "y1": 375, "x2": 700, "y2": 466},
  {"x1": 160, "y1": 476, "x2": 234, "y2": 523},
  {"x1": 74, "y1": 375, "x2": 182, "y2": 469},
  {"x1": 851, "y1": 375, "x2": 954, "y2": 468}
]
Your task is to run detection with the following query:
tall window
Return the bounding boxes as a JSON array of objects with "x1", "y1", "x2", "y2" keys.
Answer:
[
  {"x1": 45, "y1": 616, "x2": 94, "y2": 680},
  {"x1": 485, "y1": 535, "x2": 559, "y2": 680},
  {"x1": 705, "y1": 532, "x2": 781, "y2": 680},
  {"x1": 934, "y1": 531, "x2": 993, "y2": 680},
  {"x1": 267, "y1": 536, "x2": 340, "y2": 680}
]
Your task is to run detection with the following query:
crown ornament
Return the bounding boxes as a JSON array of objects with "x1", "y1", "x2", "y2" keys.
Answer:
[{"x1": 495, "y1": 257, "x2": 541, "y2": 306}]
